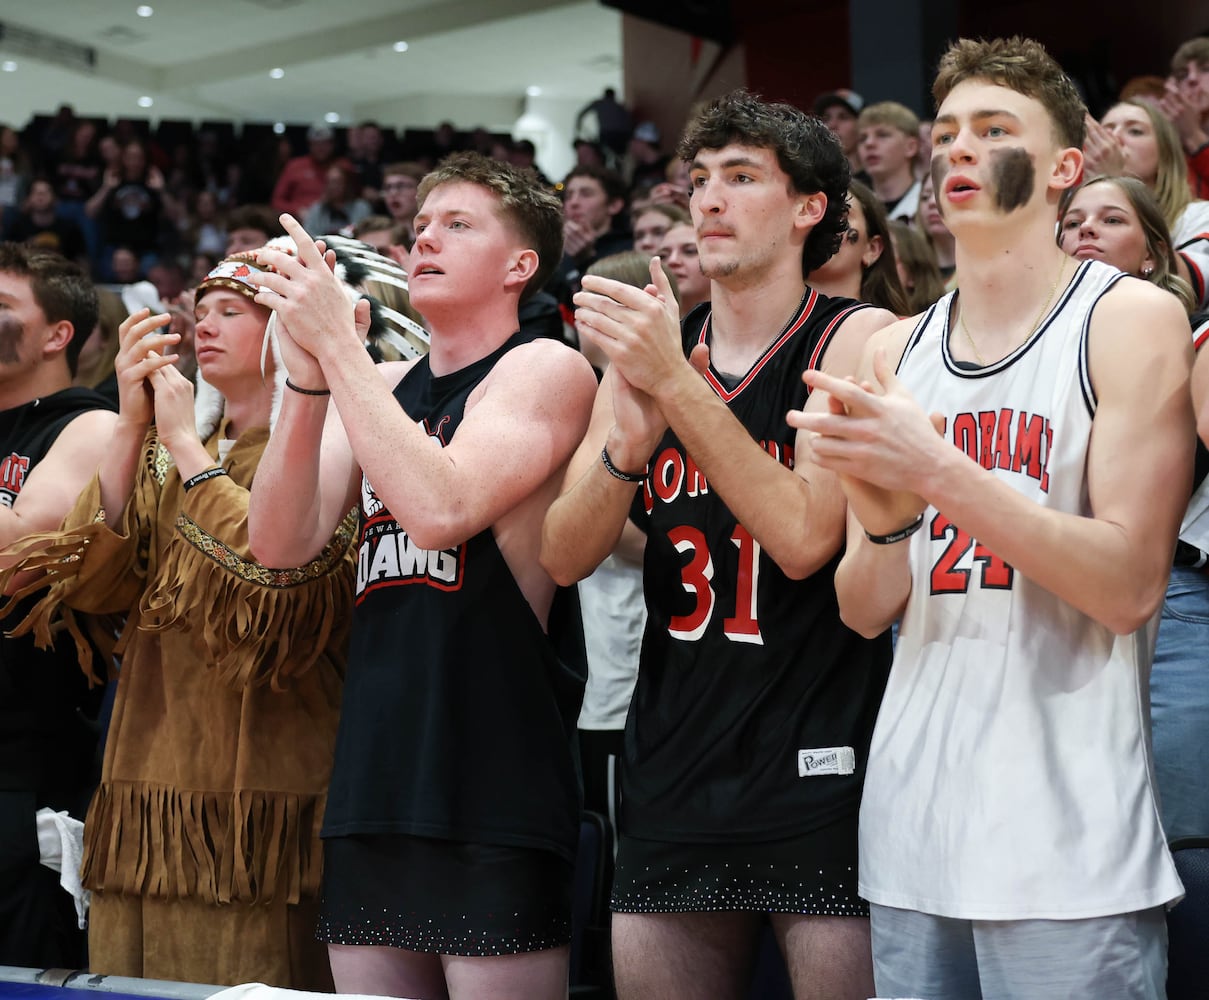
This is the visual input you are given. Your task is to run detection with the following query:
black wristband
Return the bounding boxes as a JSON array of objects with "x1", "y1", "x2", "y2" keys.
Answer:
[
  {"x1": 285, "y1": 378, "x2": 331, "y2": 396},
  {"x1": 182, "y1": 467, "x2": 229, "y2": 492},
  {"x1": 864, "y1": 513, "x2": 925, "y2": 545},
  {"x1": 600, "y1": 446, "x2": 645, "y2": 483}
]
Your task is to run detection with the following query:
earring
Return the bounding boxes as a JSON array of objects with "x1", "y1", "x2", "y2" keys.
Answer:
[{"x1": 1142, "y1": 265, "x2": 1154, "y2": 276}]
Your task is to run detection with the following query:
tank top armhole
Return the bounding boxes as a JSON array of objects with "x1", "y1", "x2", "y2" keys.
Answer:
[
  {"x1": 805, "y1": 302, "x2": 871, "y2": 375},
  {"x1": 1078, "y1": 270, "x2": 1129, "y2": 418},
  {"x1": 897, "y1": 300, "x2": 940, "y2": 373}
]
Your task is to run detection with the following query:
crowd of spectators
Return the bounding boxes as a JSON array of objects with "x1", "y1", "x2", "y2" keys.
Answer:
[
  {"x1": 2, "y1": 27, "x2": 1209, "y2": 999},
  {"x1": 0, "y1": 108, "x2": 547, "y2": 295}
]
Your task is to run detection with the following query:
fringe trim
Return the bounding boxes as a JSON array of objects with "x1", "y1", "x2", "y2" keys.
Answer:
[
  {"x1": 138, "y1": 509, "x2": 357, "y2": 693},
  {"x1": 0, "y1": 523, "x2": 129, "y2": 684},
  {"x1": 81, "y1": 781, "x2": 324, "y2": 905}
]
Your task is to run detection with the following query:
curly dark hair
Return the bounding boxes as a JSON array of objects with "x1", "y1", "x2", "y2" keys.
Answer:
[
  {"x1": 418, "y1": 152, "x2": 563, "y2": 303},
  {"x1": 677, "y1": 89, "x2": 851, "y2": 275},
  {"x1": 0, "y1": 242, "x2": 97, "y2": 375}
]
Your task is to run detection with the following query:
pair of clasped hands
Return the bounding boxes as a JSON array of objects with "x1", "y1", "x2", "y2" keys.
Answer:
[
  {"x1": 117, "y1": 216, "x2": 370, "y2": 448},
  {"x1": 574, "y1": 254, "x2": 942, "y2": 532}
]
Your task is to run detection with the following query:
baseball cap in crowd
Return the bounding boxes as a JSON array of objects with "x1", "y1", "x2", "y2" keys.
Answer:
[
  {"x1": 307, "y1": 124, "x2": 334, "y2": 142},
  {"x1": 812, "y1": 89, "x2": 865, "y2": 117},
  {"x1": 632, "y1": 121, "x2": 661, "y2": 145}
]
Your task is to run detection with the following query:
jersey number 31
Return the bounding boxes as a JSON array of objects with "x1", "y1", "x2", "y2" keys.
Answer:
[{"x1": 668, "y1": 524, "x2": 763, "y2": 645}]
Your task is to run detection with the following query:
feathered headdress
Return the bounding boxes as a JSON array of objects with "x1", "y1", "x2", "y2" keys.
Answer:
[{"x1": 193, "y1": 236, "x2": 430, "y2": 441}]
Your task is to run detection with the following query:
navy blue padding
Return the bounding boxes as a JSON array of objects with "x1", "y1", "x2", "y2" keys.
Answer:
[
  {"x1": 1167, "y1": 837, "x2": 1209, "y2": 1000},
  {"x1": 570, "y1": 810, "x2": 613, "y2": 997}
]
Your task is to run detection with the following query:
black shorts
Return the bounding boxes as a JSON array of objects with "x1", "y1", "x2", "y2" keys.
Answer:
[
  {"x1": 316, "y1": 833, "x2": 573, "y2": 956},
  {"x1": 611, "y1": 811, "x2": 866, "y2": 917}
]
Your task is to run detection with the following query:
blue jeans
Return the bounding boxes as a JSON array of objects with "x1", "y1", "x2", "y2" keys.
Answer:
[{"x1": 1150, "y1": 566, "x2": 1209, "y2": 841}]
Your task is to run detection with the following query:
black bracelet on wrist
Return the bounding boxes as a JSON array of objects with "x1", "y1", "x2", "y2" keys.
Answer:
[
  {"x1": 285, "y1": 378, "x2": 331, "y2": 396},
  {"x1": 865, "y1": 513, "x2": 925, "y2": 545},
  {"x1": 600, "y1": 446, "x2": 645, "y2": 483},
  {"x1": 182, "y1": 467, "x2": 228, "y2": 492}
]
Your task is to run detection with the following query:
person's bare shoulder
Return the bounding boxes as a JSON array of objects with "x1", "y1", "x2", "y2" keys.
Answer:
[
  {"x1": 839, "y1": 305, "x2": 901, "y2": 341},
  {"x1": 859, "y1": 313, "x2": 921, "y2": 376},
  {"x1": 481, "y1": 337, "x2": 599, "y2": 406},
  {"x1": 8, "y1": 407, "x2": 118, "y2": 527},
  {"x1": 1090, "y1": 275, "x2": 1188, "y2": 346}
]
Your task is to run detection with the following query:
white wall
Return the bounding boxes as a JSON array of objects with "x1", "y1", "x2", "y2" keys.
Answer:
[{"x1": 513, "y1": 93, "x2": 583, "y2": 185}]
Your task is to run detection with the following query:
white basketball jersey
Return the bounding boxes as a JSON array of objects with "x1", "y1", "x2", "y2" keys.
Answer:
[{"x1": 859, "y1": 259, "x2": 1184, "y2": 920}]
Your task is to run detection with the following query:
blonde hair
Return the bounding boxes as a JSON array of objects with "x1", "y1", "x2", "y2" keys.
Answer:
[
  {"x1": 857, "y1": 101, "x2": 920, "y2": 137},
  {"x1": 1110, "y1": 100, "x2": 1193, "y2": 234},
  {"x1": 585, "y1": 251, "x2": 680, "y2": 307}
]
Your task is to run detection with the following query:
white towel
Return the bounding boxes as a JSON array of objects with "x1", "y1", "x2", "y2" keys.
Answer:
[{"x1": 35, "y1": 807, "x2": 90, "y2": 928}]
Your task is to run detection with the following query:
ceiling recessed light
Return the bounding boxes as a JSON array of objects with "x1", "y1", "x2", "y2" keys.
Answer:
[
  {"x1": 526, "y1": 85, "x2": 542, "y2": 97},
  {"x1": 137, "y1": 96, "x2": 153, "y2": 108},
  {"x1": 273, "y1": 122, "x2": 286, "y2": 135},
  {"x1": 393, "y1": 40, "x2": 409, "y2": 53},
  {"x1": 324, "y1": 112, "x2": 340, "y2": 124},
  {"x1": 1, "y1": 61, "x2": 16, "y2": 73},
  {"x1": 136, "y1": 5, "x2": 153, "y2": 16},
  {"x1": 269, "y1": 67, "x2": 285, "y2": 80}
]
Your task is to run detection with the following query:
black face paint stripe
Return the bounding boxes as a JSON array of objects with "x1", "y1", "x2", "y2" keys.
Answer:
[
  {"x1": 930, "y1": 154, "x2": 948, "y2": 219},
  {"x1": 990, "y1": 147, "x2": 1035, "y2": 213},
  {"x1": 0, "y1": 313, "x2": 24, "y2": 363}
]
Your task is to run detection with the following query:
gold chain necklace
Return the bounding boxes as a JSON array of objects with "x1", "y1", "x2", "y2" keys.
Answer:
[{"x1": 958, "y1": 256, "x2": 1068, "y2": 366}]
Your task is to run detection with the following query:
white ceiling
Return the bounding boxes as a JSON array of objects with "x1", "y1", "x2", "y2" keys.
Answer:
[{"x1": 0, "y1": 0, "x2": 624, "y2": 130}]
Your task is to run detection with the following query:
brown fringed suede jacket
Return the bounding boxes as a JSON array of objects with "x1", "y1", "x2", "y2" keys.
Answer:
[{"x1": 3, "y1": 422, "x2": 355, "y2": 932}]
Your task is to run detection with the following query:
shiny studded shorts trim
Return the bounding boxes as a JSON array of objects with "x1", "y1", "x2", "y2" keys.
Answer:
[
  {"x1": 611, "y1": 813, "x2": 867, "y2": 917},
  {"x1": 315, "y1": 833, "x2": 573, "y2": 956}
]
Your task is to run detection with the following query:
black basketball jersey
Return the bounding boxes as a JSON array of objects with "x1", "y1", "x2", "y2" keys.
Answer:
[
  {"x1": 624, "y1": 291, "x2": 892, "y2": 843},
  {"x1": 0, "y1": 387, "x2": 114, "y2": 811},
  {"x1": 322, "y1": 333, "x2": 585, "y2": 863}
]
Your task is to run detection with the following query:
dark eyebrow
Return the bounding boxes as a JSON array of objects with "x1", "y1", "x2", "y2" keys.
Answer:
[{"x1": 691, "y1": 155, "x2": 764, "y2": 172}]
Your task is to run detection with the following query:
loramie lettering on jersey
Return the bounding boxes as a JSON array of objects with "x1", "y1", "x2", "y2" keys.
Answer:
[
  {"x1": 642, "y1": 439, "x2": 793, "y2": 514},
  {"x1": 355, "y1": 475, "x2": 464, "y2": 600},
  {"x1": 944, "y1": 407, "x2": 1053, "y2": 492}
]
